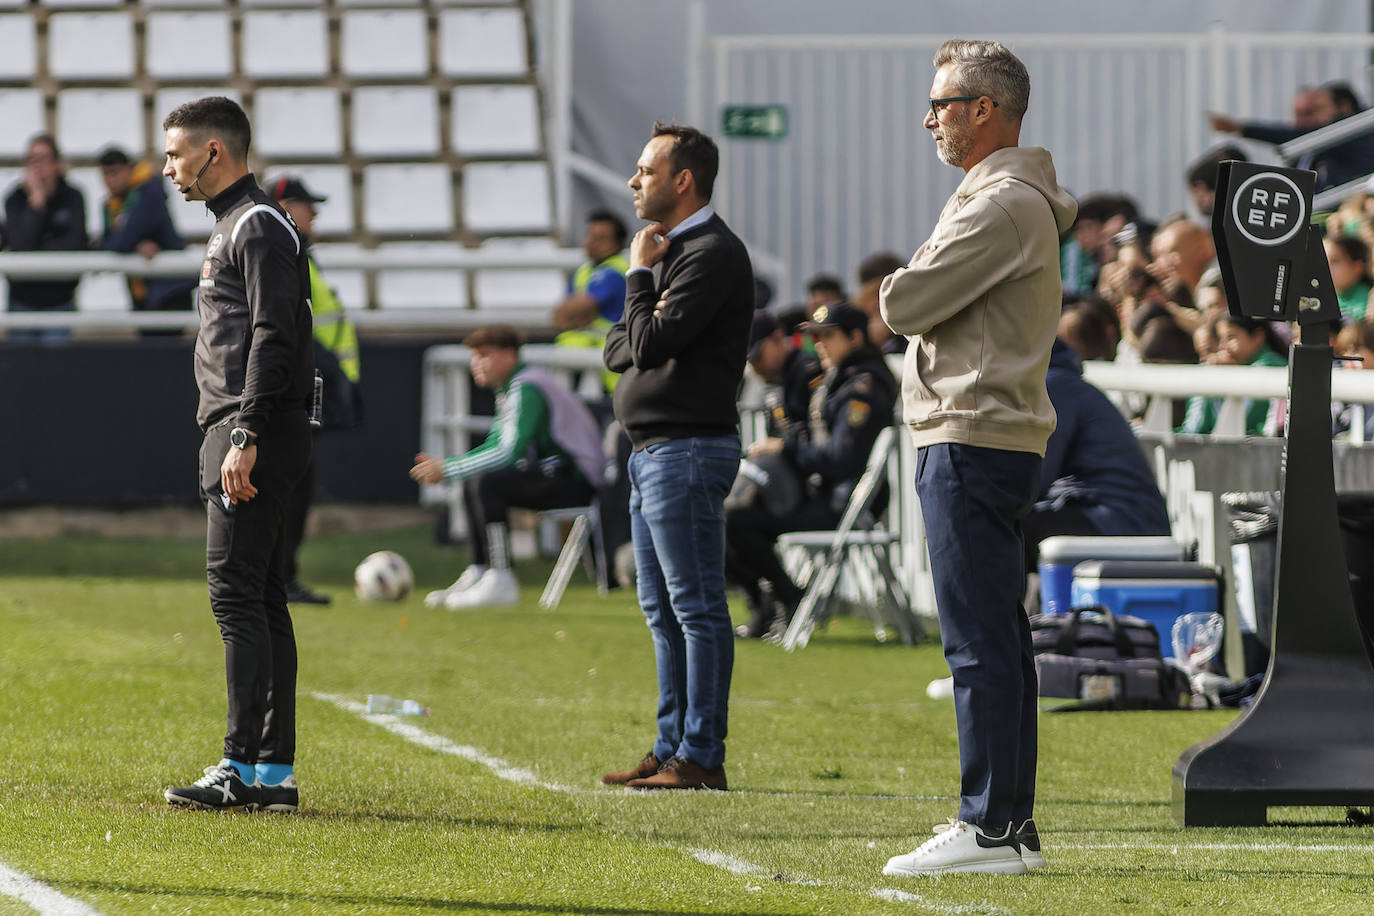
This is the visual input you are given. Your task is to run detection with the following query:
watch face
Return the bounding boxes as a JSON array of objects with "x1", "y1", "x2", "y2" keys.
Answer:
[{"x1": 231, "y1": 428, "x2": 247, "y2": 448}]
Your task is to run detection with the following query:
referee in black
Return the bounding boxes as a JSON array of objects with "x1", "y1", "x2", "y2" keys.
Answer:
[{"x1": 161, "y1": 98, "x2": 315, "y2": 812}]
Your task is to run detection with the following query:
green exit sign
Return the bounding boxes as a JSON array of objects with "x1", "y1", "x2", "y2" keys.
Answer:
[{"x1": 722, "y1": 105, "x2": 788, "y2": 139}]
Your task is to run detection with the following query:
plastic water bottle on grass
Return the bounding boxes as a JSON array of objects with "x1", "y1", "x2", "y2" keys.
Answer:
[{"x1": 366, "y1": 694, "x2": 430, "y2": 716}]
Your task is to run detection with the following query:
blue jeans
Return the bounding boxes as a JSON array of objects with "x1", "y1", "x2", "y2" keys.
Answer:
[
  {"x1": 916, "y1": 442, "x2": 1042, "y2": 831},
  {"x1": 628, "y1": 435, "x2": 740, "y2": 770},
  {"x1": 8, "y1": 299, "x2": 74, "y2": 343}
]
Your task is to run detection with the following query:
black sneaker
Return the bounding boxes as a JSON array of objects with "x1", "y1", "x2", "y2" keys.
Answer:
[
  {"x1": 165, "y1": 764, "x2": 259, "y2": 811},
  {"x1": 255, "y1": 774, "x2": 299, "y2": 813},
  {"x1": 1015, "y1": 818, "x2": 1046, "y2": 869},
  {"x1": 286, "y1": 580, "x2": 331, "y2": 605}
]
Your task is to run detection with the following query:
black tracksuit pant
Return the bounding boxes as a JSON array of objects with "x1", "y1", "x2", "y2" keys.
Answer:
[
  {"x1": 200, "y1": 409, "x2": 312, "y2": 765},
  {"x1": 461, "y1": 464, "x2": 594, "y2": 565}
]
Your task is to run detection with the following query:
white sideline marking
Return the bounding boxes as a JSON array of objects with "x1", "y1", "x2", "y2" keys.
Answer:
[
  {"x1": 0, "y1": 863, "x2": 101, "y2": 916},
  {"x1": 1065, "y1": 841, "x2": 1374, "y2": 853},
  {"x1": 319, "y1": 692, "x2": 1011, "y2": 914},
  {"x1": 312, "y1": 693, "x2": 578, "y2": 793}
]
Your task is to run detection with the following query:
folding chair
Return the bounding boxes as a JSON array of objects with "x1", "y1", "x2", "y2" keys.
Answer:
[
  {"x1": 777, "y1": 426, "x2": 920, "y2": 650},
  {"x1": 538, "y1": 503, "x2": 608, "y2": 609}
]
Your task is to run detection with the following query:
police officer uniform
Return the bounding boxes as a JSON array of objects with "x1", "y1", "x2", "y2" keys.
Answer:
[
  {"x1": 195, "y1": 173, "x2": 314, "y2": 776},
  {"x1": 726, "y1": 303, "x2": 897, "y2": 637}
]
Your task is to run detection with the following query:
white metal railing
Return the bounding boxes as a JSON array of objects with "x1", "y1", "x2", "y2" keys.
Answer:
[
  {"x1": 690, "y1": 25, "x2": 1374, "y2": 294},
  {"x1": 0, "y1": 247, "x2": 587, "y2": 331},
  {"x1": 421, "y1": 345, "x2": 1374, "y2": 618}
]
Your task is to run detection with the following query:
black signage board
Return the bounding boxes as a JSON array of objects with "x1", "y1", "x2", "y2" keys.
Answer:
[{"x1": 1212, "y1": 161, "x2": 1315, "y2": 322}]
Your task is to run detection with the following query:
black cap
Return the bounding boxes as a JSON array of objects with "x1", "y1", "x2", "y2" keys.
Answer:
[
  {"x1": 803, "y1": 301, "x2": 867, "y2": 334},
  {"x1": 748, "y1": 310, "x2": 780, "y2": 357},
  {"x1": 268, "y1": 175, "x2": 326, "y2": 204}
]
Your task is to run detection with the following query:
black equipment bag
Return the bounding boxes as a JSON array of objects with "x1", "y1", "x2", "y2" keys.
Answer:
[{"x1": 1030, "y1": 606, "x2": 1188, "y2": 708}]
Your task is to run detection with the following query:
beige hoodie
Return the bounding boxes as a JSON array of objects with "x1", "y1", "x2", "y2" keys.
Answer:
[{"x1": 879, "y1": 146, "x2": 1078, "y2": 456}]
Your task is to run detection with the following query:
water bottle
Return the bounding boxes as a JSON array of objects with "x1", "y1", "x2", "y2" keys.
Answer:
[{"x1": 365, "y1": 694, "x2": 430, "y2": 716}]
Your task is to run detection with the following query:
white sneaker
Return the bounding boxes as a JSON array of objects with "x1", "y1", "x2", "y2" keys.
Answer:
[
  {"x1": 1015, "y1": 818, "x2": 1046, "y2": 869},
  {"x1": 882, "y1": 819, "x2": 1027, "y2": 876},
  {"x1": 424, "y1": 565, "x2": 488, "y2": 608},
  {"x1": 443, "y1": 568, "x2": 519, "y2": 609}
]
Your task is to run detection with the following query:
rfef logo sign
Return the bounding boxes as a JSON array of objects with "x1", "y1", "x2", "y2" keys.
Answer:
[
  {"x1": 1230, "y1": 172, "x2": 1307, "y2": 247},
  {"x1": 1213, "y1": 161, "x2": 1316, "y2": 321}
]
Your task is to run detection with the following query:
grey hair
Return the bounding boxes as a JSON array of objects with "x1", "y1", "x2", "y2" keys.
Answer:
[{"x1": 933, "y1": 39, "x2": 1030, "y2": 122}]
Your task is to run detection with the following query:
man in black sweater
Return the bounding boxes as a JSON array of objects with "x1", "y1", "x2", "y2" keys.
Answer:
[
  {"x1": 600, "y1": 122, "x2": 754, "y2": 790},
  {"x1": 159, "y1": 97, "x2": 314, "y2": 814}
]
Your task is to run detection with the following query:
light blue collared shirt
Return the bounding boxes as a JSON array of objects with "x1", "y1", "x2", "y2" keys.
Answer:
[{"x1": 627, "y1": 205, "x2": 716, "y2": 277}]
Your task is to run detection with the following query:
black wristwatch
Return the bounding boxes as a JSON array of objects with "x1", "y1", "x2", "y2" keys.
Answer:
[{"x1": 229, "y1": 427, "x2": 258, "y2": 450}]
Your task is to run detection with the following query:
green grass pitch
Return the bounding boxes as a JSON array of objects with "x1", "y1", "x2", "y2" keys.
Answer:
[{"x1": 1, "y1": 525, "x2": 1371, "y2": 915}]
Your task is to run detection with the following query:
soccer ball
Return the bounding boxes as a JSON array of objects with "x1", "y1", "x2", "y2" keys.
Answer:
[{"x1": 354, "y1": 551, "x2": 414, "y2": 602}]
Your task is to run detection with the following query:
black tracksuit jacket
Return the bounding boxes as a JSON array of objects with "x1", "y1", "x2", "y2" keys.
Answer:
[{"x1": 193, "y1": 174, "x2": 314, "y2": 436}]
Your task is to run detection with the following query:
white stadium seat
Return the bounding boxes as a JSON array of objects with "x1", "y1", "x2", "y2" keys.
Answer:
[
  {"x1": 438, "y1": 8, "x2": 528, "y2": 78},
  {"x1": 241, "y1": 11, "x2": 330, "y2": 80},
  {"x1": 0, "y1": 14, "x2": 37, "y2": 82},
  {"x1": 145, "y1": 12, "x2": 232, "y2": 80},
  {"x1": 165, "y1": 177, "x2": 214, "y2": 241},
  {"x1": 261, "y1": 164, "x2": 355, "y2": 237},
  {"x1": 140, "y1": 0, "x2": 223, "y2": 7},
  {"x1": 363, "y1": 164, "x2": 454, "y2": 235},
  {"x1": 153, "y1": 87, "x2": 242, "y2": 129},
  {"x1": 253, "y1": 88, "x2": 342, "y2": 158},
  {"x1": 452, "y1": 85, "x2": 541, "y2": 157},
  {"x1": 37, "y1": 0, "x2": 123, "y2": 8},
  {"x1": 63, "y1": 166, "x2": 107, "y2": 240},
  {"x1": 47, "y1": 12, "x2": 134, "y2": 80},
  {"x1": 351, "y1": 86, "x2": 440, "y2": 158},
  {"x1": 462, "y1": 162, "x2": 552, "y2": 233},
  {"x1": 341, "y1": 10, "x2": 429, "y2": 79},
  {"x1": 75, "y1": 273, "x2": 132, "y2": 313},
  {"x1": 472, "y1": 237, "x2": 565, "y2": 310},
  {"x1": 309, "y1": 243, "x2": 368, "y2": 309},
  {"x1": 0, "y1": 90, "x2": 45, "y2": 158},
  {"x1": 56, "y1": 89, "x2": 145, "y2": 159},
  {"x1": 374, "y1": 243, "x2": 468, "y2": 309}
]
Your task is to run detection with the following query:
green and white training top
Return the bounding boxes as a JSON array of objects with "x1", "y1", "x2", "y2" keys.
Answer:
[{"x1": 442, "y1": 364, "x2": 604, "y2": 486}]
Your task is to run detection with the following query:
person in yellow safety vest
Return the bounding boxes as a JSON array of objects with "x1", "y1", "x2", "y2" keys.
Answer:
[
  {"x1": 270, "y1": 175, "x2": 364, "y2": 605},
  {"x1": 552, "y1": 209, "x2": 630, "y2": 393}
]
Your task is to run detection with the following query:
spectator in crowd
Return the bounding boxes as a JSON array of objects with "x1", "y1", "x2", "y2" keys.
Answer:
[
  {"x1": 411, "y1": 326, "x2": 603, "y2": 609},
  {"x1": 1333, "y1": 320, "x2": 1374, "y2": 441},
  {"x1": 1150, "y1": 215, "x2": 1216, "y2": 299},
  {"x1": 1193, "y1": 308, "x2": 1224, "y2": 364},
  {"x1": 1056, "y1": 302, "x2": 1115, "y2": 362},
  {"x1": 1022, "y1": 337, "x2": 1171, "y2": 576},
  {"x1": 97, "y1": 146, "x2": 195, "y2": 326},
  {"x1": 1324, "y1": 235, "x2": 1372, "y2": 323},
  {"x1": 726, "y1": 303, "x2": 895, "y2": 639},
  {"x1": 2, "y1": 134, "x2": 87, "y2": 342},
  {"x1": 1138, "y1": 313, "x2": 1201, "y2": 428},
  {"x1": 744, "y1": 309, "x2": 822, "y2": 438},
  {"x1": 552, "y1": 209, "x2": 630, "y2": 394},
  {"x1": 1071, "y1": 294, "x2": 1121, "y2": 358},
  {"x1": 1179, "y1": 314, "x2": 1287, "y2": 436},
  {"x1": 1208, "y1": 82, "x2": 1374, "y2": 192},
  {"x1": 1185, "y1": 145, "x2": 1248, "y2": 217},
  {"x1": 1061, "y1": 193, "x2": 1136, "y2": 298},
  {"x1": 805, "y1": 273, "x2": 846, "y2": 316},
  {"x1": 600, "y1": 121, "x2": 753, "y2": 792},
  {"x1": 267, "y1": 175, "x2": 364, "y2": 606},
  {"x1": 879, "y1": 38, "x2": 1076, "y2": 876},
  {"x1": 853, "y1": 251, "x2": 907, "y2": 354}
]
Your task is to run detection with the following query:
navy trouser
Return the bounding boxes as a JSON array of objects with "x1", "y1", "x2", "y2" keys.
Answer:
[{"x1": 916, "y1": 442, "x2": 1042, "y2": 831}]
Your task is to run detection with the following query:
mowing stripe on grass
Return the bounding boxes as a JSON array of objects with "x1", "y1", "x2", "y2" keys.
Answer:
[
  {"x1": 1067, "y1": 842, "x2": 1374, "y2": 853},
  {"x1": 0, "y1": 863, "x2": 102, "y2": 916}
]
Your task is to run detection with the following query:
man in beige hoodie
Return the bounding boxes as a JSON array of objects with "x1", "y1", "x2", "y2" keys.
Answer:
[{"x1": 878, "y1": 39, "x2": 1078, "y2": 877}]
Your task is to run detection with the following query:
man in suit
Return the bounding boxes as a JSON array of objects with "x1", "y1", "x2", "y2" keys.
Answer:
[{"x1": 600, "y1": 122, "x2": 754, "y2": 790}]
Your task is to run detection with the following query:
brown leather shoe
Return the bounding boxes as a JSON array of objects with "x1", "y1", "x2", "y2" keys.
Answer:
[
  {"x1": 626, "y1": 755, "x2": 727, "y2": 790},
  {"x1": 601, "y1": 752, "x2": 660, "y2": 785}
]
